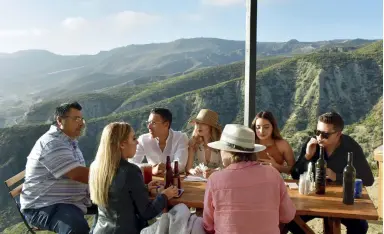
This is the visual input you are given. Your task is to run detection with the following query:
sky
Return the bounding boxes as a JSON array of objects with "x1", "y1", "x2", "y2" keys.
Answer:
[{"x1": 0, "y1": 0, "x2": 382, "y2": 54}]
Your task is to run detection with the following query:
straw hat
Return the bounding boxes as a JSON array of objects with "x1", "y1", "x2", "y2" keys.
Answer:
[
  {"x1": 190, "y1": 109, "x2": 221, "y2": 133},
  {"x1": 208, "y1": 124, "x2": 266, "y2": 153}
]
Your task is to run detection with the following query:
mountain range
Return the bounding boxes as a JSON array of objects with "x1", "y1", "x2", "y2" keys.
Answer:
[
  {"x1": 0, "y1": 38, "x2": 382, "y2": 232},
  {"x1": 0, "y1": 38, "x2": 377, "y2": 128}
]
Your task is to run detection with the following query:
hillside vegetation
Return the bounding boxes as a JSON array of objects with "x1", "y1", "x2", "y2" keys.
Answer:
[{"x1": 0, "y1": 40, "x2": 381, "y2": 232}]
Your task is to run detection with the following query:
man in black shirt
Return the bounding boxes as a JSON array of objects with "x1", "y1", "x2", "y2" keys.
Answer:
[{"x1": 288, "y1": 112, "x2": 374, "y2": 234}]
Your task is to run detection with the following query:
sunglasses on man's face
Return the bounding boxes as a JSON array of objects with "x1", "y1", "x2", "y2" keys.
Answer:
[{"x1": 314, "y1": 130, "x2": 337, "y2": 139}]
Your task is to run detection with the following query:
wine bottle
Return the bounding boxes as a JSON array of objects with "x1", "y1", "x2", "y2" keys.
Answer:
[
  {"x1": 343, "y1": 152, "x2": 356, "y2": 205},
  {"x1": 165, "y1": 156, "x2": 173, "y2": 188},
  {"x1": 315, "y1": 146, "x2": 327, "y2": 194},
  {"x1": 173, "y1": 160, "x2": 181, "y2": 189}
]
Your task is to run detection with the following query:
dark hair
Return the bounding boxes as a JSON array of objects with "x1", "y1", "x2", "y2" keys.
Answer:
[
  {"x1": 150, "y1": 108, "x2": 172, "y2": 129},
  {"x1": 251, "y1": 111, "x2": 283, "y2": 141},
  {"x1": 54, "y1": 101, "x2": 82, "y2": 120},
  {"x1": 318, "y1": 112, "x2": 344, "y2": 131},
  {"x1": 230, "y1": 152, "x2": 257, "y2": 163}
]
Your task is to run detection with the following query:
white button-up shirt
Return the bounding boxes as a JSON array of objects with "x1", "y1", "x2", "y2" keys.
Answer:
[{"x1": 129, "y1": 129, "x2": 189, "y2": 172}]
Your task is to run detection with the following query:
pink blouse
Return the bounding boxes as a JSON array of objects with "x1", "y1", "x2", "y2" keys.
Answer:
[{"x1": 203, "y1": 161, "x2": 296, "y2": 234}]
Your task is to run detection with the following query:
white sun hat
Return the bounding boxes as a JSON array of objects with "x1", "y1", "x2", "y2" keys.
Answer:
[{"x1": 207, "y1": 124, "x2": 266, "y2": 153}]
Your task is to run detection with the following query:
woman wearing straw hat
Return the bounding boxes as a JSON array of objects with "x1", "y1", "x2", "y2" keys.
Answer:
[
  {"x1": 185, "y1": 109, "x2": 222, "y2": 178},
  {"x1": 203, "y1": 124, "x2": 296, "y2": 234}
]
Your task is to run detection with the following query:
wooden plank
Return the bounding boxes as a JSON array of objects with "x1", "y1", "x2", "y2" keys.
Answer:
[
  {"x1": 293, "y1": 216, "x2": 315, "y2": 234},
  {"x1": 151, "y1": 176, "x2": 379, "y2": 221},
  {"x1": 10, "y1": 183, "x2": 23, "y2": 198},
  {"x1": 4, "y1": 170, "x2": 25, "y2": 187},
  {"x1": 374, "y1": 145, "x2": 382, "y2": 161},
  {"x1": 323, "y1": 217, "x2": 341, "y2": 234},
  {"x1": 290, "y1": 186, "x2": 378, "y2": 220},
  {"x1": 374, "y1": 145, "x2": 383, "y2": 219},
  {"x1": 152, "y1": 176, "x2": 205, "y2": 209}
]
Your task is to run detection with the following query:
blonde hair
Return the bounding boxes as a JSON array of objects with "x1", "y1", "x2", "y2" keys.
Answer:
[
  {"x1": 192, "y1": 124, "x2": 221, "y2": 141},
  {"x1": 89, "y1": 122, "x2": 132, "y2": 207},
  {"x1": 191, "y1": 123, "x2": 221, "y2": 151}
]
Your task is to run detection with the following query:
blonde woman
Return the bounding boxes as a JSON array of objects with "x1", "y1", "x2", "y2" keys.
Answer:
[
  {"x1": 186, "y1": 109, "x2": 222, "y2": 178},
  {"x1": 203, "y1": 124, "x2": 296, "y2": 233},
  {"x1": 89, "y1": 122, "x2": 178, "y2": 234}
]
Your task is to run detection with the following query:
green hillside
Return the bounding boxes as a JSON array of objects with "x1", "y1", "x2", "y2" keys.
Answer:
[
  {"x1": 22, "y1": 57, "x2": 288, "y2": 125},
  {"x1": 0, "y1": 40, "x2": 382, "y2": 232}
]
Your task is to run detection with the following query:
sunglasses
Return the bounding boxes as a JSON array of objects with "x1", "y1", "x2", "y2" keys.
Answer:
[{"x1": 314, "y1": 130, "x2": 338, "y2": 139}]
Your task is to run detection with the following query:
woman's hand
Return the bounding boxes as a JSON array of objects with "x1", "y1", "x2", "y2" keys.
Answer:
[
  {"x1": 189, "y1": 136, "x2": 203, "y2": 150},
  {"x1": 258, "y1": 153, "x2": 279, "y2": 169},
  {"x1": 147, "y1": 180, "x2": 161, "y2": 192},
  {"x1": 189, "y1": 167, "x2": 203, "y2": 175},
  {"x1": 203, "y1": 168, "x2": 213, "y2": 179},
  {"x1": 161, "y1": 185, "x2": 178, "y2": 200}
]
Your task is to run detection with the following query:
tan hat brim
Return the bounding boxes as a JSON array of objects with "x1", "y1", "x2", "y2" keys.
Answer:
[
  {"x1": 207, "y1": 141, "x2": 266, "y2": 153},
  {"x1": 190, "y1": 119, "x2": 221, "y2": 130}
]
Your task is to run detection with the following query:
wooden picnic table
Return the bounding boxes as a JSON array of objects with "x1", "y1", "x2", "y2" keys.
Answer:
[{"x1": 151, "y1": 176, "x2": 378, "y2": 234}]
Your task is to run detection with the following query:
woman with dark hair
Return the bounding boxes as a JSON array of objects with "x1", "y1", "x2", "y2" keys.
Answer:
[
  {"x1": 203, "y1": 124, "x2": 296, "y2": 233},
  {"x1": 251, "y1": 111, "x2": 295, "y2": 175}
]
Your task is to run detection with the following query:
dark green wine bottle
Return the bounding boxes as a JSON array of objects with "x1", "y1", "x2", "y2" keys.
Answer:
[
  {"x1": 343, "y1": 152, "x2": 356, "y2": 205},
  {"x1": 315, "y1": 146, "x2": 327, "y2": 194}
]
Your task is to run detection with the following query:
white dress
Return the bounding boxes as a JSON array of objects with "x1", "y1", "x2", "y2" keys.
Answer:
[{"x1": 193, "y1": 144, "x2": 222, "y2": 169}]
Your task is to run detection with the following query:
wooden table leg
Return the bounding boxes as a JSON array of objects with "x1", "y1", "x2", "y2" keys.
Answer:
[
  {"x1": 323, "y1": 217, "x2": 341, "y2": 234},
  {"x1": 293, "y1": 216, "x2": 315, "y2": 234}
]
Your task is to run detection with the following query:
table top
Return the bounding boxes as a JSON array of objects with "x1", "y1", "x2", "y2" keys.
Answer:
[{"x1": 151, "y1": 176, "x2": 378, "y2": 220}]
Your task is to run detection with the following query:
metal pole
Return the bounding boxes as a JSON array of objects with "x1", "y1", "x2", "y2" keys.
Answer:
[{"x1": 244, "y1": 0, "x2": 257, "y2": 127}]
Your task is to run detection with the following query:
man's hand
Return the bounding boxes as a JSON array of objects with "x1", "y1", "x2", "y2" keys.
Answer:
[
  {"x1": 152, "y1": 163, "x2": 165, "y2": 175},
  {"x1": 326, "y1": 168, "x2": 336, "y2": 181},
  {"x1": 305, "y1": 137, "x2": 318, "y2": 160}
]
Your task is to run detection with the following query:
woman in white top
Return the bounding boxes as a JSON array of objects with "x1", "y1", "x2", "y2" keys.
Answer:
[{"x1": 186, "y1": 109, "x2": 222, "y2": 178}]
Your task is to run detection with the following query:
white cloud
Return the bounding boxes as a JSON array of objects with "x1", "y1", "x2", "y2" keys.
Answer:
[
  {"x1": 202, "y1": 0, "x2": 244, "y2": 7},
  {"x1": 0, "y1": 28, "x2": 46, "y2": 38},
  {"x1": 0, "y1": 11, "x2": 161, "y2": 54},
  {"x1": 61, "y1": 17, "x2": 89, "y2": 30}
]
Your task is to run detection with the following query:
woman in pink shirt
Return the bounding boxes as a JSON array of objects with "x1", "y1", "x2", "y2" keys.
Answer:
[{"x1": 204, "y1": 124, "x2": 296, "y2": 234}]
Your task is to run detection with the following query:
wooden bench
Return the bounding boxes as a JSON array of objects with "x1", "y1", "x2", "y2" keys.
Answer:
[{"x1": 4, "y1": 170, "x2": 42, "y2": 234}]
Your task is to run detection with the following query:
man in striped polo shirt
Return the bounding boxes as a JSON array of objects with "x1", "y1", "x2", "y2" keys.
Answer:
[{"x1": 20, "y1": 102, "x2": 96, "y2": 234}]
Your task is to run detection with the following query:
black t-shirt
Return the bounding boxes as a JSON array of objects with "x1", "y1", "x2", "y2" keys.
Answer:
[{"x1": 291, "y1": 134, "x2": 374, "y2": 186}]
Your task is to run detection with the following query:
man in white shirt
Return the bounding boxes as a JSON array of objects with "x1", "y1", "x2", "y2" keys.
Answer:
[{"x1": 130, "y1": 108, "x2": 189, "y2": 175}]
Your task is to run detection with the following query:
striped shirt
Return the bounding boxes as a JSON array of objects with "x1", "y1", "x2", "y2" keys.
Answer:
[{"x1": 20, "y1": 125, "x2": 91, "y2": 213}]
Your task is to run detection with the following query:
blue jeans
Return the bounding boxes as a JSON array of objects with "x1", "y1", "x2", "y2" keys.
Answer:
[{"x1": 23, "y1": 203, "x2": 97, "y2": 234}]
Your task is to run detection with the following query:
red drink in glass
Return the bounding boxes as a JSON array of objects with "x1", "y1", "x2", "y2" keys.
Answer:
[{"x1": 141, "y1": 164, "x2": 152, "y2": 184}]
